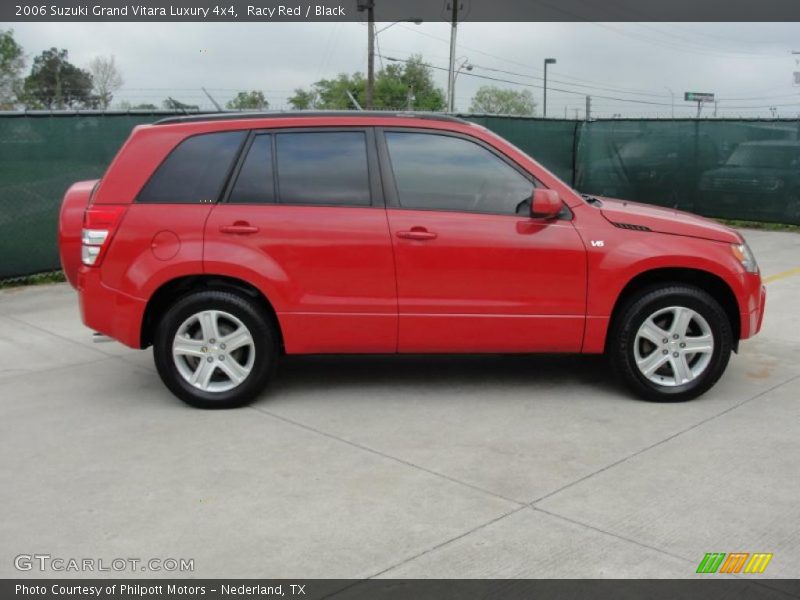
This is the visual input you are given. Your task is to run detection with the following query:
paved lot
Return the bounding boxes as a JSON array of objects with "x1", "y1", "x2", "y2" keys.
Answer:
[{"x1": 0, "y1": 229, "x2": 798, "y2": 580}]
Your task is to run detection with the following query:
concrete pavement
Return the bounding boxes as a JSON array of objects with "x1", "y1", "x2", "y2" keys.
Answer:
[{"x1": 0, "y1": 229, "x2": 798, "y2": 579}]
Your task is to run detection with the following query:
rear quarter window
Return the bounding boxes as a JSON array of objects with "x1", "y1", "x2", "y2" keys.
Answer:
[{"x1": 137, "y1": 131, "x2": 246, "y2": 204}]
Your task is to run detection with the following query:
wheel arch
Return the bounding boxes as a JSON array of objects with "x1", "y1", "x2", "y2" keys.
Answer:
[
  {"x1": 141, "y1": 275, "x2": 284, "y2": 351},
  {"x1": 606, "y1": 267, "x2": 741, "y2": 353}
]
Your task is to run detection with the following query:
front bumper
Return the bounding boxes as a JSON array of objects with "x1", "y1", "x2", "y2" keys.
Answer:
[
  {"x1": 740, "y1": 277, "x2": 766, "y2": 340},
  {"x1": 77, "y1": 267, "x2": 147, "y2": 349}
]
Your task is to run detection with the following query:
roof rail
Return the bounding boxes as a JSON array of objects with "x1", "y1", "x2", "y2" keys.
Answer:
[{"x1": 154, "y1": 110, "x2": 471, "y2": 126}]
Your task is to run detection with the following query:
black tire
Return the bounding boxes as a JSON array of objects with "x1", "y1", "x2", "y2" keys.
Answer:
[
  {"x1": 153, "y1": 290, "x2": 278, "y2": 409},
  {"x1": 609, "y1": 285, "x2": 733, "y2": 402}
]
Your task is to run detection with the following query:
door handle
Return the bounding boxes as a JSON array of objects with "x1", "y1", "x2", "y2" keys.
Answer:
[
  {"x1": 396, "y1": 228, "x2": 437, "y2": 241},
  {"x1": 219, "y1": 223, "x2": 259, "y2": 235}
]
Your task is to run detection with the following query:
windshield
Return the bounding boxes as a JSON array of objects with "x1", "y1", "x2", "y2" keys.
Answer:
[{"x1": 725, "y1": 145, "x2": 800, "y2": 169}]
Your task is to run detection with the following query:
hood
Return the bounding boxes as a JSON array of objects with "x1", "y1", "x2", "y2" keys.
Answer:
[{"x1": 596, "y1": 196, "x2": 741, "y2": 244}]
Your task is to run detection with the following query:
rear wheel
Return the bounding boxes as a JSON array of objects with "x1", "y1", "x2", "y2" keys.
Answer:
[
  {"x1": 610, "y1": 285, "x2": 733, "y2": 402},
  {"x1": 153, "y1": 290, "x2": 277, "y2": 408}
]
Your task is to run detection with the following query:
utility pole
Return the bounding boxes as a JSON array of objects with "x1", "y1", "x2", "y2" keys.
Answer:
[
  {"x1": 543, "y1": 58, "x2": 556, "y2": 118},
  {"x1": 585, "y1": 95, "x2": 591, "y2": 121},
  {"x1": 446, "y1": 1, "x2": 460, "y2": 113},
  {"x1": 357, "y1": 0, "x2": 376, "y2": 109},
  {"x1": 367, "y1": 2, "x2": 375, "y2": 109}
]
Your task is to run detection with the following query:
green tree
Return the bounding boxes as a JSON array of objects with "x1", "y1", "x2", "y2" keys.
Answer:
[
  {"x1": 379, "y1": 55, "x2": 445, "y2": 111},
  {"x1": 117, "y1": 100, "x2": 158, "y2": 110},
  {"x1": 226, "y1": 90, "x2": 268, "y2": 110},
  {"x1": 292, "y1": 54, "x2": 445, "y2": 111},
  {"x1": 22, "y1": 48, "x2": 96, "y2": 109},
  {"x1": 312, "y1": 72, "x2": 366, "y2": 109},
  {"x1": 469, "y1": 86, "x2": 536, "y2": 116},
  {"x1": 287, "y1": 87, "x2": 316, "y2": 110},
  {"x1": 163, "y1": 97, "x2": 199, "y2": 111},
  {"x1": 0, "y1": 29, "x2": 25, "y2": 109},
  {"x1": 88, "y1": 55, "x2": 123, "y2": 109}
]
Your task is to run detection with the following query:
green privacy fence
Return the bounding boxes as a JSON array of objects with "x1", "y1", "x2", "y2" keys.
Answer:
[
  {"x1": 465, "y1": 115, "x2": 579, "y2": 183},
  {"x1": 470, "y1": 115, "x2": 800, "y2": 225},
  {"x1": 0, "y1": 113, "x2": 168, "y2": 280},
  {"x1": 2, "y1": 112, "x2": 800, "y2": 280},
  {"x1": 574, "y1": 119, "x2": 800, "y2": 223}
]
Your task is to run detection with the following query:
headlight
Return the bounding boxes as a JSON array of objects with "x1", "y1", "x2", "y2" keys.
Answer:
[{"x1": 731, "y1": 242, "x2": 759, "y2": 274}]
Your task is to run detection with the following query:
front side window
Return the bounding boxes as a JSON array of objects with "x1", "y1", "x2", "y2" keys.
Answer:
[
  {"x1": 385, "y1": 132, "x2": 534, "y2": 215},
  {"x1": 276, "y1": 131, "x2": 371, "y2": 206},
  {"x1": 138, "y1": 131, "x2": 245, "y2": 204}
]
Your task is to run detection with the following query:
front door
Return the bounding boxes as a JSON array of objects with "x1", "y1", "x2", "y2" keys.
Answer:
[{"x1": 379, "y1": 129, "x2": 587, "y2": 353}]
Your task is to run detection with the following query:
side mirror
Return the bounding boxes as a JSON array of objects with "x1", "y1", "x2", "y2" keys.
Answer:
[{"x1": 531, "y1": 189, "x2": 562, "y2": 219}]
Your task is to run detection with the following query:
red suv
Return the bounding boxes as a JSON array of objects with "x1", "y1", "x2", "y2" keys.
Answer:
[{"x1": 58, "y1": 112, "x2": 766, "y2": 408}]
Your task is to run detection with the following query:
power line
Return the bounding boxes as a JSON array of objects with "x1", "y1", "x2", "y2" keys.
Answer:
[
  {"x1": 379, "y1": 54, "x2": 675, "y2": 107},
  {"x1": 510, "y1": 0, "x2": 786, "y2": 59},
  {"x1": 393, "y1": 21, "x2": 792, "y2": 104},
  {"x1": 466, "y1": 63, "x2": 669, "y2": 98},
  {"x1": 394, "y1": 23, "x2": 676, "y2": 95}
]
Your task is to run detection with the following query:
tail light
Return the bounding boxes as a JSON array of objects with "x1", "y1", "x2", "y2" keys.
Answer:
[{"x1": 81, "y1": 205, "x2": 126, "y2": 267}]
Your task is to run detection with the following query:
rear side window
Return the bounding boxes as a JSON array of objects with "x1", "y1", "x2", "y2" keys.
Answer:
[
  {"x1": 276, "y1": 132, "x2": 371, "y2": 206},
  {"x1": 138, "y1": 131, "x2": 245, "y2": 204},
  {"x1": 229, "y1": 134, "x2": 275, "y2": 204}
]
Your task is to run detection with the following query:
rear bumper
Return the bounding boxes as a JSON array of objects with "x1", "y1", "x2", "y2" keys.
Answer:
[{"x1": 77, "y1": 267, "x2": 146, "y2": 349}]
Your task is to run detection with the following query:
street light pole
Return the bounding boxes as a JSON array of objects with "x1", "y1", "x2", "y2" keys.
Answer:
[
  {"x1": 450, "y1": 58, "x2": 472, "y2": 112},
  {"x1": 543, "y1": 58, "x2": 556, "y2": 118}
]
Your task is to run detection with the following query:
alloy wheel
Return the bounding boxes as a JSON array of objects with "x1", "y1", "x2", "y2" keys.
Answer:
[
  {"x1": 172, "y1": 310, "x2": 256, "y2": 392},
  {"x1": 633, "y1": 305, "x2": 714, "y2": 387}
]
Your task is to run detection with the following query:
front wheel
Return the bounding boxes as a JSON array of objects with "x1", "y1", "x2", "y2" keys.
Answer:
[
  {"x1": 153, "y1": 290, "x2": 278, "y2": 408},
  {"x1": 609, "y1": 285, "x2": 733, "y2": 402}
]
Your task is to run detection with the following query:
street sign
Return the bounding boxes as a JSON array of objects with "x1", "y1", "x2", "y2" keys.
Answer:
[{"x1": 685, "y1": 92, "x2": 715, "y2": 103}]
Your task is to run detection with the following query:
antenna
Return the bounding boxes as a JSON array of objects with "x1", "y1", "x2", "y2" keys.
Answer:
[{"x1": 201, "y1": 87, "x2": 223, "y2": 111}]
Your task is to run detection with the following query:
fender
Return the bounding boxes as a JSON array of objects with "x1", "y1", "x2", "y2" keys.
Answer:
[
  {"x1": 578, "y1": 230, "x2": 747, "y2": 354},
  {"x1": 202, "y1": 244, "x2": 292, "y2": 313}
]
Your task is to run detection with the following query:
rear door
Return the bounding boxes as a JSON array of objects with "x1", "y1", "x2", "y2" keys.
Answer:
[
  {"x1": 204, "y1": 127, "x2": 397, "y2": 353},
  {"x1": 378, "y1": 128, "x2": 587, "y2": 353}
]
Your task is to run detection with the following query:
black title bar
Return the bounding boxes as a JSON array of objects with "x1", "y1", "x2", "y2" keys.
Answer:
[
  {"x1": 4, "y1": 579, "x2": 800, "y2": 600},
  {"x1": 4, "y1": 0, "x2": 800, "y2": 22}
]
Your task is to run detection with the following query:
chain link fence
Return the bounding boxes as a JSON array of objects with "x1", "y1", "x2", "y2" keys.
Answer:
[{"x1": 2, "y1": 112, "x2": 799, "y2": 282}]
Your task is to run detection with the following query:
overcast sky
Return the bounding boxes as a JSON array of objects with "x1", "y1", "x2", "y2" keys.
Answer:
[{"x1": 7, "y1": 21, "x2": 800, "y2": 117}]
